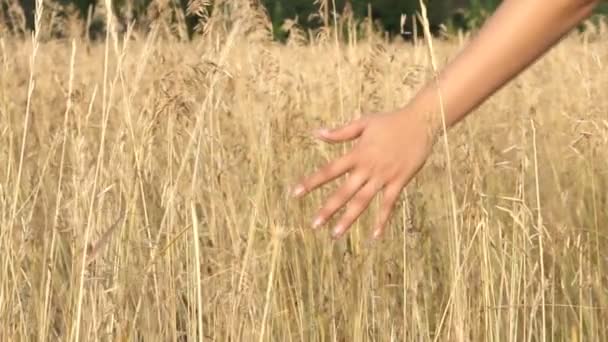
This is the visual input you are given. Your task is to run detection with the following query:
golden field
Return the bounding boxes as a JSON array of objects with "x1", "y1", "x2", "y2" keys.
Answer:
[{"x1": 1, "y1": 5, "x2": 608, "y2": 341}]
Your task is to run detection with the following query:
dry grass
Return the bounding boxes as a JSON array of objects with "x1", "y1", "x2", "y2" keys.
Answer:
[{"x1": 1, "y1": 3, "x2": 608, "y2": 341}]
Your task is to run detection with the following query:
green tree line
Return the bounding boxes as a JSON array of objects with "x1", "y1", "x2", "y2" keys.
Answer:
[
  {"x1": 5, "y1": 0, "x2": 608, "y2": 39},
  {"x1": 264, "y1": 0, "x2": 477, "y2": 36}
]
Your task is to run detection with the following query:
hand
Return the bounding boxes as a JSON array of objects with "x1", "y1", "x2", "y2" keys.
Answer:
[{"x1": 292, "y1": 107, "x2": 436, "y2": 240}]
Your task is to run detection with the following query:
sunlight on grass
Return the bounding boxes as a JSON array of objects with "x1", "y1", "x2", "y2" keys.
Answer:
[{"x1": 0, "y1": 3, "x2": 607, "y2": 341}]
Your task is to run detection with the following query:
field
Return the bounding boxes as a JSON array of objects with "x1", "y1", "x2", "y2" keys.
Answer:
[{"x1": 1, "y1": 4, "x2": 608, "y2": 341}]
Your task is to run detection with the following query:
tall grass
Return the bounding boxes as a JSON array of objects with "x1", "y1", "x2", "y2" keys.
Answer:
[{"x1": 0, "y1": 2, "x2": 607, "y2": 341}]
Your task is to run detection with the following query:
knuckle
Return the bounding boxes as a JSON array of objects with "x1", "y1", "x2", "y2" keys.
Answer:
[
  {"x1": 322, "y1": 161, "x2": 339, "y2": 175},
  {"x1": 339, "y1": 213, "x2": 356, "y2": 227},
  {"x1": 380, "y1": 209, "x2": 392, "y2": 223},
  {"x1": 363, "y1": 178, "x2": 383, "y2": 196},
  {"x1": 349, "y1": 171, "x2": 368, "y2": 185},
  {"x1": 337, "y1": 185, "x2": 354, "y2": 199},
  {"x1": 382, "y1": 197, "x2": 397, "y2": 211},
  {"x1": 381, "y1": 166, "x2": 400, "y2": 181},
  {"x1": 316, "y1": 207, "x2": 332, "y2": 220},
  {"x1": 383, "y1": 189, "x2": 396, "y2": 203},
  {"x1": 324, "y1": 195, "x2": 344, "y2": 212},
  {"x1": 355, "y1": 162, "x2": 373, "y2": 177},
  {"x1": 349, "y1": 194, "x2": 368, "y2": 211}
]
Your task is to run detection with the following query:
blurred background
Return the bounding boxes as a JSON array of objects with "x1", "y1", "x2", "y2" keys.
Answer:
[{"x1": 3, "y1": 0, "x2": 608, "y2": 41}]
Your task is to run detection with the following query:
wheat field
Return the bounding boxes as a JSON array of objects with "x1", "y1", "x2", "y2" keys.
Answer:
[{"x1": 1, "y1": 3, "x2": 608, "y2": 341}]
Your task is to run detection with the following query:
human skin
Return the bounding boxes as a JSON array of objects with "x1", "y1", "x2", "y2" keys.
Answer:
[{"x1": 292, "y1": 0, "x2": 600, "y2": 240}]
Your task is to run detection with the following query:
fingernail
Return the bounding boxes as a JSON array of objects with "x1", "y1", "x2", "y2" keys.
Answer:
[
  {"x1": 372, "y1": 229, "x2": 382, "y2": 240},
  {"x1": 312, "y1": 217, "x2": 324, "y2": 229},
  {"x1": 314, "y1": 128, "x2": 330, "y2": 137},
  {"x1": 292, "y1": 185, "x2": 305, "y2": 197},
  {"x1": 332, "y1": 225, "x2": 344, "y2": 239}
]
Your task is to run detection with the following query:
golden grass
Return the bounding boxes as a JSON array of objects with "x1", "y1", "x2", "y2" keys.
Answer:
[{"x1": 0, "y1": 4, "x2": 608, "y2": 341}]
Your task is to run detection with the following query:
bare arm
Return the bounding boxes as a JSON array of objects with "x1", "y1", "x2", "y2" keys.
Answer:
[
  {"x1": 293, "y1": 0, "x2": 600, "y2": 240},
  {"x1": 413, "y1": 0, "x2": 599, "y2": 130}
]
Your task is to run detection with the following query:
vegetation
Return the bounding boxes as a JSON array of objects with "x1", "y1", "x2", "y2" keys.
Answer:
[
  {"x1": 1, "y1": 1, "x2": 608, "y2": 340},
  {"x1": 3, "y1": 0, "x2": 608, "y2": 40}
]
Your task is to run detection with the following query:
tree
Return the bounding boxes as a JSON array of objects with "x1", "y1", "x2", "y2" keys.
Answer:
[{"x1": 262, "y1": 0, "x2": 457, "y2": 39}]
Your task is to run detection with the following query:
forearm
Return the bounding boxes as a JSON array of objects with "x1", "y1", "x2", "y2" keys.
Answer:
[{"x1": 407, "y1": 0, "x2": 599, "y2": 130}]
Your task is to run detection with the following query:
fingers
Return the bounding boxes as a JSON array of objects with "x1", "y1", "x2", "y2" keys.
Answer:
[
  {"x1": 372, "y1": 182, "x2": 403, "y2": 239},
  {"x1": 293, "y1": 118, "x2": 367, "y2": 197},
  {"x1": 314, "y1": 117, "x2": 368, "y2": 143},
  {"x1": 312, "y1": 171, "x2": 368, "y2": 229},
  {"x1": 331, "y1": 179, "x2": 381, "y2": 239},
  {"x1": 292, "y1": 153, "x2": 355, "y2": 197}
]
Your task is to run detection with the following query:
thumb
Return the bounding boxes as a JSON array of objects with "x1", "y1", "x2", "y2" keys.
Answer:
[{"x1": 314, "y1": 117, "x2": 368, "y2": 143}]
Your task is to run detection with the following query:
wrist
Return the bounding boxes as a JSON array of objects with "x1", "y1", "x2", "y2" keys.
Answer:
[
  {"x1": 402, "y1": 97, "x2": 445, "y2": 137},
  {"x1": 393, "y1": 101, "x2": 442, "y2": 149}
]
